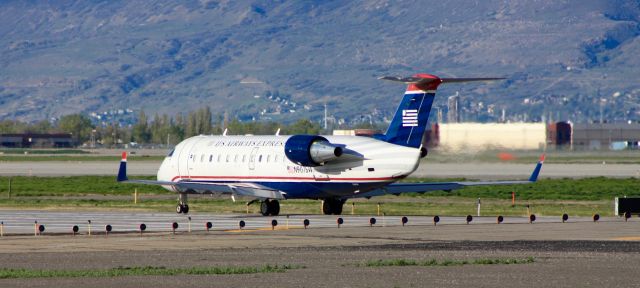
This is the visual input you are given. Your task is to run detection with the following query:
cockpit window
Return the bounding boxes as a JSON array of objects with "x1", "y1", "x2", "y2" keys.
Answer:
[{"x1": 167, "y1": 149, "x2": 175, "y2": 157}]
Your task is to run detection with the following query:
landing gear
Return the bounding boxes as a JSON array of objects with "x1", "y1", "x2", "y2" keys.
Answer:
[
  {"x1": 176, "y1": 193, "x2": 189, "y2": 214},
  {"x1": 260, "y1": 199, "x2": 280, "y2": 216},
  {"x1": 322, "y1": 198, "x2": 344, "y2": 215},
  {"x1": 176, "y1": 204, "x2": 189, "y2": 214}
]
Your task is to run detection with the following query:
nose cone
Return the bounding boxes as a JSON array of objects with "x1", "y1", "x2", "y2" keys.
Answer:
[{"x1": 156, "y1": 157, "x2": 173, "y2": 182}]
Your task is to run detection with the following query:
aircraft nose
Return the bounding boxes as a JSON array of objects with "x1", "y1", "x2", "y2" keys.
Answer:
[{"x1": 156, "y1": 158, "x2": 173, "y2": 181}]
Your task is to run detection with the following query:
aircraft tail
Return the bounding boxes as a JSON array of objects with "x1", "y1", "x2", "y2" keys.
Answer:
[
  {"x1": 117, "y1": 152, "x2": 128, "y2": 182},
  {"x1": 379, "y1": 74, "x2": 504, "y2": 148}
]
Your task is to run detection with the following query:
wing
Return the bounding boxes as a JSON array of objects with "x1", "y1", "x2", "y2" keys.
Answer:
[
  {"x1": 116, "y1": 152, "x2": 286, "y2": 200},
  {"x1": 353, "y1": 155, "x2": 544, "y2": 198}
]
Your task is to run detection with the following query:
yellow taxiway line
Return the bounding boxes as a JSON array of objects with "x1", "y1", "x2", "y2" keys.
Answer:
[{"x1": 611, "y1": 236, "x2": 640, "y2": 241}]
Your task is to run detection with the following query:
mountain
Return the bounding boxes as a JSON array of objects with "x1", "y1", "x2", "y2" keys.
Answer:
[{"x1": 1, "y1": 0, "x2": 639, "y2": 125}]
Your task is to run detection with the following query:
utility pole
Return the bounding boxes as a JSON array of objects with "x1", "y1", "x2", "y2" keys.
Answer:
[
  {"x1": 324, "y1": 103, "x2": 328, "y2": 130},
  {"x1": 90, "y1": 129, "x2": 96, "y2": 149},
  {"x1": 223, "y1": 111, "x2": 229, "y2": 131}
]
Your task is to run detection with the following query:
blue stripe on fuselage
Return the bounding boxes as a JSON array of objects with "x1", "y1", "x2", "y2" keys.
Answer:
[{"x1": 182, "y1": 180, "x2": 390, "y2": 199}]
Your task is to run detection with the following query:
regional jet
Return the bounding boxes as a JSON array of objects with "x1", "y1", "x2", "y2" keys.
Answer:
[{"x1": 117, "y1": 73, "x2": 544, "y2": 215}]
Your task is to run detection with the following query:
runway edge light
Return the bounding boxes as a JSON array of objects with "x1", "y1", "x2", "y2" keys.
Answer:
[
  {"x1": 303, "y1": 219, "x2": 310, "y2": 229},
  {"x1": 205, "y1": 221, "x2": 213, "y2": 232}
]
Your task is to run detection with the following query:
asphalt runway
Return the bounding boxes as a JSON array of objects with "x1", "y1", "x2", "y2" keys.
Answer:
[
  {"x1": 1, "y1": 211, "x2": 639, "y2": 287},
  {"x1": 1, "y1": 161, "x2": 639, "y2": 178}
]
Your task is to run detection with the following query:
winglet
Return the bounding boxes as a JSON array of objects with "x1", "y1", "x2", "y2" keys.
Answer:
[
  {"x1": 117, "y1": 152, "x2": 128, "y2": 182},
  {"x1": 528, "y1": 154, "x2": 545, "y2": 182}
]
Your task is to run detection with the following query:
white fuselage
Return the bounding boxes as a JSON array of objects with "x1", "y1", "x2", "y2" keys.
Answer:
[{"x1": 157, "y1": 135, "x2": 422, "y2": 199}]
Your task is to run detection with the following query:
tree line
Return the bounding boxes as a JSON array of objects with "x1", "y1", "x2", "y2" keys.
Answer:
[{"x1": 0, "y1": 107, "x2": 323, "y2": 147}]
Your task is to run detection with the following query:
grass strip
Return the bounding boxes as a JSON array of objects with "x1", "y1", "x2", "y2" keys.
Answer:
[
  {"x1": 0, "y1": 155, "x2": 163, "y2": 161},
  {"x1": 1, "y1": 176, "x2": 638, "y2": 200},
  {"x1": 402, "y1": 177, "x2": 640, "y2": 201},
  {"x1": 0, "y1": 175, "x2": 635, "y2": 216},
  {"x1": 0, "y1": 264, "x2": 302, "y2": 279},
  {"x1": 360, "y1": 257, "x2": 535, "y2": 267},
  {"x1": 0, "y1": 149, "x2": 90, "y2": 155},
  {"x1": 0, "y1": 176, "x2": 169, "y2": 196}
]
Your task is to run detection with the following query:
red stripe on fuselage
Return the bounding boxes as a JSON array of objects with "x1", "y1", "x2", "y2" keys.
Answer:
[{"x1": 170, "y1": 175, "x2": 402, "y2": 182}]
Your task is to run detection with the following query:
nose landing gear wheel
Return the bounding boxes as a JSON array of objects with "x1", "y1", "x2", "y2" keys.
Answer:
[
  {"x1": 176, "y1": 204, "x2": 190, "y2": 214},
  {"x1": 176, "y1": 193, "x2": 189, "y2": 214}
]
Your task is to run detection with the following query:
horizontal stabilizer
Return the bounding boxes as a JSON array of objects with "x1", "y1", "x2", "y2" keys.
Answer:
[
  {"x1": 441, "y1": 77, "x2": 506, "y2": 83},
  {"x1": 379, "y1": 75, "x2": 505, "y2": 85}
]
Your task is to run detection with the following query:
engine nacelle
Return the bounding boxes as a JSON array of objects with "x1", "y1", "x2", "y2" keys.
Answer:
[{"x1": 284, "y1": 135, "x2": 343, "y2": 166}]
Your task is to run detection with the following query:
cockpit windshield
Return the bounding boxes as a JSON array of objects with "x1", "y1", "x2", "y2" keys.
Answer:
[{"x1": 167, "y1": 149, "x2": 175, "y2": 157}]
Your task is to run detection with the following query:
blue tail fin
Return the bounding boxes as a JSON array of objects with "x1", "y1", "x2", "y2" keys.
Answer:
[
  {"x1": 379, "y1": 74, "x2": 504, "y2": 148},
  {"x1": 381, "y1": 74, "x2": 441, "y2": 148}
]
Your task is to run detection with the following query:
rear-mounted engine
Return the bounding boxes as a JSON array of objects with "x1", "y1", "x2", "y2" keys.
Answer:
[{"x1": 284, "y1": 135, "x2": 343, "y2": 167}]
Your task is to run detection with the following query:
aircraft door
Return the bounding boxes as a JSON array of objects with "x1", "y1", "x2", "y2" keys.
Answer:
[
  {"x1": 177, "y1": 138, "x2": 200, "y2": 179},
  {"x1": 248, "y1": 147, "x2": 259, "y2": 170}
]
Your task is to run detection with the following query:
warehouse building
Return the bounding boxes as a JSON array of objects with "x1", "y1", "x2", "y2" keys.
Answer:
[
  {"x1": 334, "y1": 122, "x2": 640, "y2": 151},
  {"x1": 0, "y1": 133, "x2": 74, "y2": 148},
  {"x1": 571, "y1": 123, "x2": 640, "y2": 150}
]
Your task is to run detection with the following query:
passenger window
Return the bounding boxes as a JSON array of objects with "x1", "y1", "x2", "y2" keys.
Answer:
[
  {"x1": 259, "y1": 155, "x2": 262, "y2": 162},
  {"x1": 217, "y1": 155, "x2": 221, "y2": 162},
  {"x1": 209, "y1": 155, "x2": 213, "y2": 162},
  {"x1": 200, "y1": 154, "x2": 204, "y2": 162},
  {"x1": 274, "y1": 155, "x2": 279, "y2": 162},
  {"x1": 226, "y1": 155, "x2": 230, "y2": 162},
  {"x1": 266, "y1": 155, "x2": 271, "y2": 163},
  {"x1": 234, "y1": 154, "x2": 239, "y2": 162},
  {"x1": 242, "y1": 155, "x2": 246, "y2": 162}
]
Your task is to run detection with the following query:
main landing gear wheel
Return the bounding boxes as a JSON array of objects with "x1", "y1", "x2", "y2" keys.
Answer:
[
  {"x1": 322, "y1": 198, "x2": 344, "y2": 215},
  {"x1": 260, "y1": 199, "x2": 280, "y2": 216}
]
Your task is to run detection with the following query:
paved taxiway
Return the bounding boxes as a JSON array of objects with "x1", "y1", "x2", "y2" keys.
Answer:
[
  {"x1": 1, "y1": 211, "x2": 639, "y2": 287},
  {"x1": 1, "y1": 161, "x2": 639, "y2": 178},
  {"x1": 0, "y1": 210, "x2": 638, "y2": 241}
]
